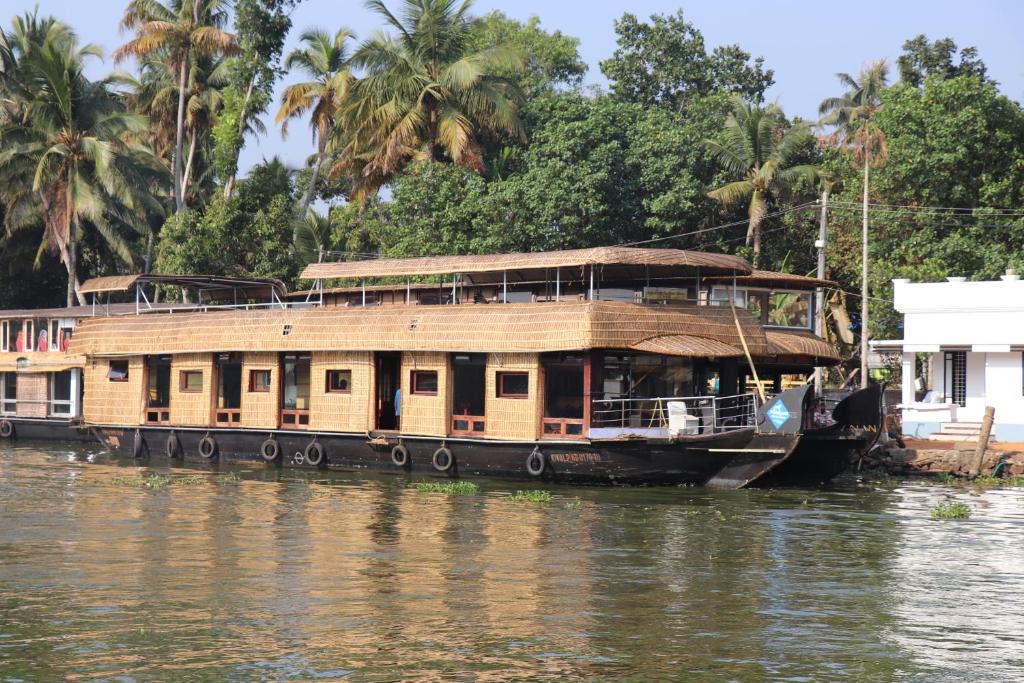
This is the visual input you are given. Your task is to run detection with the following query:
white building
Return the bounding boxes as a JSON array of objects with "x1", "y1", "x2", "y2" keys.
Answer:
[{"x1": 873, "y1": 270, "x2": 1024, "y2": 442}]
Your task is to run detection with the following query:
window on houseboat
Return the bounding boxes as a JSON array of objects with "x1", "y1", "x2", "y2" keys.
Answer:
[
  {"x1": 596, "y1": 288, "x2": 638, "y2": 303},
  {"x1": 746, "y1": 292, "x2": 764, "y2": 321},
  {"x1": 146, "y1": 356, "x2": 171, "y2": 407},
  {"x1": 180, "y1": 370, "x2": 203, "y2": 393},
  {"x1": 1, "y1": 321, "x2": 7, "y2": 352},
  {"x1": 32, "y1": 319, "x2": 49, "y2": 352},
  {"x1": 767, "y1": 291, "x2": 811, "y2": 328},
  {"x1": 326, "y1": 370, "x2": 352, "y2": 393},
  {"x1": 108, "y1": 360, "x2": 129, "y2": 382},
  {"x1": 1, "y1": 372, "x2": 15, "y2": 414},
  {"x1": 50, "y1": 371, "x2": 73, "y2": 416},
  {"x1": 8, "y1": 320, "x2": 24, "y2": 352},
  {"x1": 497, "y1": 372, "x2": 529, "y2": 398},
  {"x1": 642, "y1": 287, "x2": 689, "y2": 305},
  {"x1": 411, "y1": 370, "x2": 438, "y2": 395},
  {"x1": 249, "y1": 369, "x2": 271, "y2": 392},
  {"x1": 709, "y1": 286, "x2": 746, "y2": 307},
  {"x1": 281, "y1": 354, "x2": 310, "y2": 410}
]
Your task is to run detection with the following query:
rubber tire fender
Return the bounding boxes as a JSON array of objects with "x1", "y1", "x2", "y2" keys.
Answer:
[
  {"x1": 526, "y1": 448, "x2": 546, "y2": 477},
  {"x1": 198, "y1": 435, "x2": 218, "y2": 459},
  {"x1": 304, "y1": 441, "x2": 326, "y2": 467},
  {"x1": 0, "y1": 419, "x2": 15, "y2": 439},
  {"x1": 391, "y1": 444, "x2": 410, "y2": 468},
  {"x1": 132, "y1": 430, "x2": 147, "y2": 459},
  {"x1": 260, "y1": 437, "x2": 280, "y2": 462},
  {"x1": 166, "y1": 432, "x2": 182, "y2": 459},
  {"x1": 431, "y1": 446, "x2": 454, "y2": 473}
]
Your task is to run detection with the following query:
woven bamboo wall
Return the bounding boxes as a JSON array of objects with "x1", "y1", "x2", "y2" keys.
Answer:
[
  {"x1": 15, "y1": 372, "x2": 48, "y2": 419},
  {"x1": 400, "y1": 351, "x2": 450, "y2": 436},
  {"x1": 241, "y1": 352, "x2": 278, "y2": 429},
  {"x1": 83, "y1": 357, "x2": 145, "y2": 425},
  {"x1": 484, "y1": 353, "x2": 541, "y2": 440},
  {"x1": 169, "y1": 353, "x2": 213, "y2": 427},
  {"x1": 309, "y1": 351, "x2": 372, "y2": 432}
]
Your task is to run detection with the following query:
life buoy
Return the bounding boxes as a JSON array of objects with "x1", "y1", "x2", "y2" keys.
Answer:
[
  {"x1": 304, "y1": 441, "x2": 326, "y2": 467},
  {"x1": 391, "y1": 444, "x2": 410, "y2": 468},
  {"x1": 432, "y1": 446, "x2": 454, "y2": 473},
  {"x1": 526, "y1": 448, "x2": 546, "y2": 476},
  {"x1": 198, "y1": 435, "x2": 218, "y2": 459},
  {"x1": 260, "y1": 437, "x2": 280, "y2": 462},
  {"x1": 132, "y1": 430, "x2": 147, "y2": 459},
  {"x1": 0, "y1": 420, "x2": 14, "y2": 439},
  {"x1": 166, "y1": 432, "x2": 182, "y2": 459}
]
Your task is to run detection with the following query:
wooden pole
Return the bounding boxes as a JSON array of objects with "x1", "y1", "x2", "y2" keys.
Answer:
[
  {"x1": 861, "y1": 153, "x2": 870, "y2": 389},
  {"x1": 970, "y1": 406, "x2": 995, "y2": 478},
  {"x1": 814, "y1": 188, "x2": 829, "y2": 396}
]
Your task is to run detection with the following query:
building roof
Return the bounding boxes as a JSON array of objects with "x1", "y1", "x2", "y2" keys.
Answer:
[
  {"x1": 69, "y1": 300, "x2": 773, "y2": 357},
  {"x1": 300, "y1": 246, "x2": 752, "y2": 285},
  {"x1": 765, "y1": 329, "x2": 841, "y2": 365}
]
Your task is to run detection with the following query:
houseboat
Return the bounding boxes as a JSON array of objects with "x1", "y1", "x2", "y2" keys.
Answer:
[{"x1": 70, "y1": 247, "x2": 881, "y2": 487}]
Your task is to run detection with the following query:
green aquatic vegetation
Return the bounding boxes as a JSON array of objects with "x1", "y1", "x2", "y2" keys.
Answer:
[
  {"x1": 509, "y1": 490, "x2": 552, "y2": 504},
  {"x1": 935, "y1": 472, "x2": 959, "y2": 485},
  {"x1": 111, "y1": 474, "x2": 204, "y2": 489},
  {"x1": 563, "y1": 497, "x2": 583, "y2": 510},
  {"x1": 931, "y1": 500, "x2": 972, "y2": 520},
  {"x1": 221, "y1": 471, "x2": 242, "y2": 482},
  {"x1": 971, "y1": 475, "x2": 1024, "y2": 489},
  {"x1": 413, "y1": 481, "x2": 480, "y2": 495}
]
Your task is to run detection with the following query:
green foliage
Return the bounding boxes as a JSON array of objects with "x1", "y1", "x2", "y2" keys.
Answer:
[
  {"x1": 930, "y1": 499, "x2": 971, "y2": 519},
  {"x1": 110, "y1": 474, "x2": 204, "y2": 488},
  {"x1": 897, "y1": 35, "x2": 987, "y2": 89},
  {"x1": 508, "y1": 489, "x2": 552, "y2": 504},
  {"x1": 599, "y1": 10, "x2": 773, "y2": 109},
  {"x1": 413, "y1": 480, "x2": 480, "y2": 495},
  {"x1": 467, "y1": 12, "x2": 586, "y2": 95},
  {"x1": 154, "y1": 157, "x2": 299, "y2": 284}
]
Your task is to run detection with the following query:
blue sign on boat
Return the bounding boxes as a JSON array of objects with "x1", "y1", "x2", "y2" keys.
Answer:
[{"x1": 766, "y1": 401, "x2": 791, "y2": 429}]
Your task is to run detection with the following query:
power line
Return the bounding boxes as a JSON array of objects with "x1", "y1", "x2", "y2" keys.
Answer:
[
  {"x1": 826, "y1": 200, "x2": 1024, "y2": 215},
  {"x1": 620, "y1": 202, "x2": 820, "y2": 247}
]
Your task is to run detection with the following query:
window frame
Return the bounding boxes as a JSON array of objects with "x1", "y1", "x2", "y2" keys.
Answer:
[
  {"x1": 410, "y1": 370, "x2": 439, "y2": 396},
  {"x1": 179, "y1": 370, "x2": 204, "y2": 393},
  {"x1": 107, "y1": 360, "x2": 129, "y2": 382},
  {"x1": 496, "y1": 371, "x2": 529, "y2": 399},
  {"x1": 326, "y1": 369, "x2": 352, "y2": 394},
  {"x1": 248, "y1": 369, "x2": 272, "y2": 393}
]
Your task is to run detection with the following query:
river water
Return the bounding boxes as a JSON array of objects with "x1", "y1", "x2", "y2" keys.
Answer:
[{"x1": 1, "y1": 442, "x2": 1023, "y2": 682}]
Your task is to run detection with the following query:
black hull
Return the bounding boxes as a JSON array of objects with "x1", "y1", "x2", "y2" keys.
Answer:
[
  {"x1": 0, "y1": 418, "x2": 94, "y2": 443},
  {"x1": 748, "y1": 432, "x2": 866, "y2": 488},
  {"x1": 95, "y1": 425, "x2": 758, "y2": 486}
]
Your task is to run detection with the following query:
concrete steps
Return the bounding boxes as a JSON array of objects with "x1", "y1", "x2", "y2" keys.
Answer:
[{"x1": 926, "y1": 422, "x2": 995, "y2": 442}]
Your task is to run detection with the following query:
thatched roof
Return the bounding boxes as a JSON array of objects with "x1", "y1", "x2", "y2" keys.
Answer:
[
  {"x1": 300, "y1": 247, "x2": 752, "y2": 285},
  {"x1": 705, "y1": 270, "x2": 837, "y2": 290},
  {"x1": 78, "y1": 274, "x2": 287, "y2": 299},
  {"x1": 69, "y1": 301, "x2": 772, "y2": 357},
  {"x1": 629, "y1": 335, "x2": 742, "y2": 358},
  {"x1": 765, "y1": 329, "x2": 841, "y2": 364}
]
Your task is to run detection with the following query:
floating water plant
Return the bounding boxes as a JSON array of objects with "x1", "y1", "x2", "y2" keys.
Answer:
[
  {"x1": 111, "y1": 474, "x2": 204, "y2": 489},
  {"x1": 931, "y1": 500, "x2": 972, "y2": 519},
  {"x1": 413, "y1": 481, "x2": 479, "y2": 495},
  {"x1": 508, "y1": 489, "x2": 552, "y2": 504}
]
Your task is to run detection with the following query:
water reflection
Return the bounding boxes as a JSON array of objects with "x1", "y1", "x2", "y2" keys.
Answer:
[{"x1": 1, "y1": 442, "x2": 1023, "y2": 681}]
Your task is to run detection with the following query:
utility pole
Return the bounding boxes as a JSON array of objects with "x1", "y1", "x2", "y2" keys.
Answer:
[
  {"x1": 861, "y1": 155, "x2": 870, "y2": 389},
  {"x1": 814, "y1": 187, "x2": 829, "y2": 396}
]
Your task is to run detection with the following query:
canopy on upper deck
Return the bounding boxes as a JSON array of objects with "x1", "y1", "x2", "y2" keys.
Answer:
[
  {"x1": 78, "y1": 274, "x2": 287, "y2": 300},
  {"x1": 299, "y1": 247, "x2": 752, "y2": 285},
  {"x1": 704, "y1": 270, "x2": 837, "y2": 291}
]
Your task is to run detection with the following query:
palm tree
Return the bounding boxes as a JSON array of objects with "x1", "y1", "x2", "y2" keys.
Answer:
[
  {"x1": 0, "y1": 23, "x2": 165, "y2": 305},
  {"x1": 115, "y1": 0, "x2": 237, "y2": 214},
  {"x1": 819, "y1": 59, "x2": 889, "y2": 389},
  {"x1": 277, "y1": 28, "x2": 357, "y2": 222},
  {"x1": 342, "y1": 0, "x2": 525, "y2": 197},
  {"x1": 704, "y1": 97, "x2": 818, "y2": 266},
  {"x1": 293, "y1": 208, "x2": 333, "y2": 264}
]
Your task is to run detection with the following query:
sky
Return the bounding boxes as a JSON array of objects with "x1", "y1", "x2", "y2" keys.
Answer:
[{"x1": 24, "y1": 0, "x2": 1024, "y2": 176}]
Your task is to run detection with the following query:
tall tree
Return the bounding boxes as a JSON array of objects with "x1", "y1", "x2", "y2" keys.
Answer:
[
  {"x1": 0, "y1": 20, "x2": 165, "y2": 304},
  {"x1": 215, "y1": 0, "x2": 297, "y2": 198},
  {"x1": 343, "y1": 0, "x2": 525, "y2": 197},
  {"x1": 115, "y1": 0, "x2": 238, "y2": 214},
  {"x1": 897, "y1": 35, "x2": 987, "y2": 89},
  {"x1": 599, "y1": 10, "x2": 774, "y2": 110},
  {"x1": 276, "y1": 27, "x2": 357, "y2": 222},
  {"x1": 819, "y1": 59, "x2": 890, "y2": 388},
  {"x1": 704, "y1": 96, "x2": 817, "y2": 266}
]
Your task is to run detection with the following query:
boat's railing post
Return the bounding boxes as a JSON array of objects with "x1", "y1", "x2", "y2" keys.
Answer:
[{"x1": 502, "y1": 270, "x2": 508, "y2": 304}]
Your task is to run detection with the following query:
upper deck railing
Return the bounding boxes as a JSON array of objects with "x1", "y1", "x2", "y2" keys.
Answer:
[{"x1": 591, "y1": 393, "x2": 760, "y2": 435}]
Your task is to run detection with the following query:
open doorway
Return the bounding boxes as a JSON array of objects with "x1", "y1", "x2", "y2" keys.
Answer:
[
  {"x1": 376, "y1": 352, "x2": 401, "y2": 430},
  {"x1": 451, "y1": 353, "x2": 485, "y2": 434},
  {"x1": 214, "y1": 353, "x2": 242, "y2": 425},
  {"x1": 145, "y1": 355, "x2": 171, "y2": 424},
  {"x1": 541, "y1": 353, "x2": 585, "y2": 438}
]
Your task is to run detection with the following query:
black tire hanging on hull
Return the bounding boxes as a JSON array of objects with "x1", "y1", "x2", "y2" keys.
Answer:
[
  {"x1": 391, "y1": 444, "x2": 410, "y2": 468},
  {"x1": 305, "y1": 441, "x2": 326, "y2": 467},
  {"x1": 260, "y1": 437, "x2": 280, "y2": 463},
  {"x1": 0, "y1": 419, "x2": 14, "y2": 439}
]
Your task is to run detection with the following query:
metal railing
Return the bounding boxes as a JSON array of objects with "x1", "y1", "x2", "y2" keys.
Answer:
[{"x1": 591, "y1": 393, "x2": 759, "y2": 434}]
